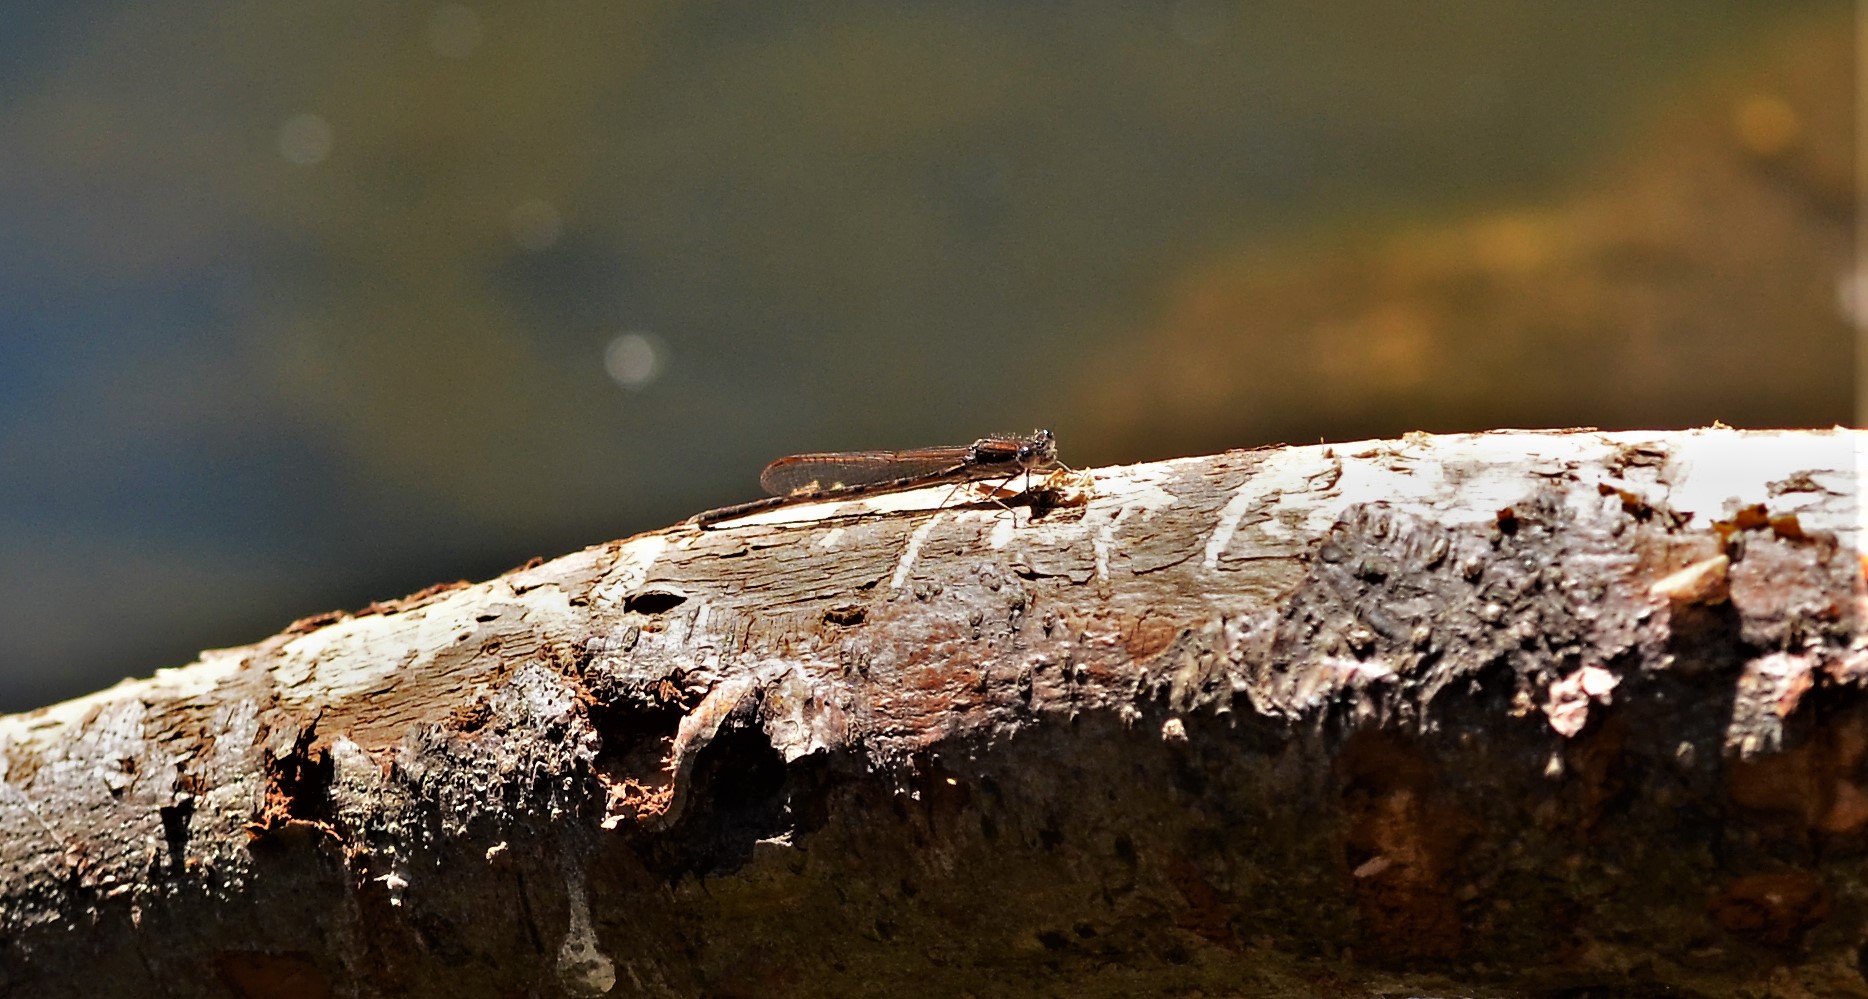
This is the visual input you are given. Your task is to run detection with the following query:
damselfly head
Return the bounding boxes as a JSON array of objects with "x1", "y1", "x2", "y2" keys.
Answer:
[{"x1": 1020, "y1": 429, "x2": 1058, "y2": 469}]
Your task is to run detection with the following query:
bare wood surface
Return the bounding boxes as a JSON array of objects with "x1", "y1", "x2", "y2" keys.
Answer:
[{"x1": 0, "y1": 428, "x2": 1861, "y2": 998}]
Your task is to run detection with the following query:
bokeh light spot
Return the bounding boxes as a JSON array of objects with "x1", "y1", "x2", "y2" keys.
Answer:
[
  {"x1": 277, "y1": 113, "x2": 333, "y2": 166},
  {"x1": 1837, "y1": 268, "x2": 1867, "y2": 332},
  {"x1": 604, "y1": 333, "x2": 664, "y2": 390},
  {"x1": 427, "y1": 5, "x2": 484, "y2": 59},
  {"x1": 1732, "y1": 95, "x2": 1800, "y2": 158},
  {"x1": 509, "y1": 199, "x2": 562, "y2": 252}
]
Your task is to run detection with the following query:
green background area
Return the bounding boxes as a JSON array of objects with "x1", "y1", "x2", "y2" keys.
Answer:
[{"x1": 0, "y1": 1, "x2": 1852, "y2": 709}]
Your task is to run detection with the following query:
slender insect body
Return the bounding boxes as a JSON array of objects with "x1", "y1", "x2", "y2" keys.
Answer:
[{"x1": 691, "y1": 429, "x2": 1062, "y2": 528}]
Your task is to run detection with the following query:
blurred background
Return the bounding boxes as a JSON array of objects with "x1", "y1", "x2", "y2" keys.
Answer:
[{"x1": 0, "y1": 2, "x2": 1855, "y2": 711}]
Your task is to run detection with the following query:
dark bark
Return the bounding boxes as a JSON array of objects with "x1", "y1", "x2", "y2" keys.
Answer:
[{"x1": 0, "y1": 428, "x2": 1861, "y2": 998}]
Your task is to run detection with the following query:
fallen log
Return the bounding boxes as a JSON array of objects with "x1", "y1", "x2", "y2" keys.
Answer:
[{"x1": 1, "y1": 427, "x2": 1860, "y2": 997}]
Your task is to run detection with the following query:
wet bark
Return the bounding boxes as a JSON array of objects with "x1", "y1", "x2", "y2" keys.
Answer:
[{"x1": 0, "y1": 428, "x2": 1861, "y2": 998}]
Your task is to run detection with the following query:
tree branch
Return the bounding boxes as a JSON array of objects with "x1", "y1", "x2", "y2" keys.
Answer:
[{"x1": 2, "y1": 428, "x2": 1860, "y2": 997}]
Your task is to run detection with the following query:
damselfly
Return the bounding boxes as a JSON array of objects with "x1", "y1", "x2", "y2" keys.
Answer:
[{"x1": 690, "y1": 430, "x2": 1061, "y2": 528}]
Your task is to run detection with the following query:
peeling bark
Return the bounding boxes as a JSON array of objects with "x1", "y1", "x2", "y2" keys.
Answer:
[{"x1": 0, "y1": 428, "x2": 1862, "y2": 998}]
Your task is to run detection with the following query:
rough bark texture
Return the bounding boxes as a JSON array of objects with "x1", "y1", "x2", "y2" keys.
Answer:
[{"x1": 0, "y1": 428, "x2": 1861, "y2": 998}]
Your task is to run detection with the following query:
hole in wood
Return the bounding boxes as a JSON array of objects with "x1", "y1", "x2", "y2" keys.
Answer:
[{"x1": 625, "y1": 590, "x2": 688, "y2": 615}]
